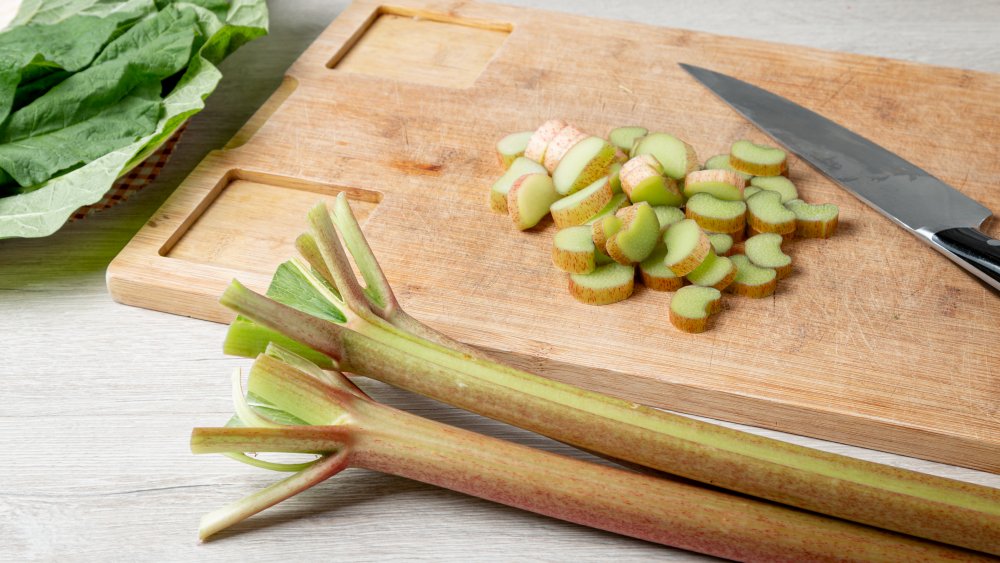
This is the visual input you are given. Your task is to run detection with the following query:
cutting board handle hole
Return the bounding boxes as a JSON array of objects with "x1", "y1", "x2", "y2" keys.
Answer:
[
  {"x1": 157, "y1": 169, "x2": 381, "y2": 275},
  {"x1": 327, "y1": 6, "x2": 511, "y2": 89}
]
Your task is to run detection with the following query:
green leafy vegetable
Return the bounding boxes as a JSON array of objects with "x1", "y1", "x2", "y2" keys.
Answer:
[
  {"x1": 0, "y1": 0, "x2": 268, "y2": 238},
  {"x1": 9, "y1": 0, "x2": 153, "y2": 27},
  {"x1": 0, "y1": 13, "x2": 139, "y2": 121},
  {"x1": 0, "y1": 81, "x2": 161, "y2": 190}
]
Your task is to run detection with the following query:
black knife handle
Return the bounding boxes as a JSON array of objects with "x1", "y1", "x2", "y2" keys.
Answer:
[{"x1": 931, "y1": 227, "x2": 1000, "y2": 292}]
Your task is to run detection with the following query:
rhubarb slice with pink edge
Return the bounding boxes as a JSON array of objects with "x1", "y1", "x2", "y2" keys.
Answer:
[
  {"x1": 669, "y1": 285, "x2": 722, "y2": 333},
  {"x1": 523, "y1": 119, "x2": 568, "y2": 163},
  {"x1": 495, "y1": 130, "x2": 533, "y2": 170}
]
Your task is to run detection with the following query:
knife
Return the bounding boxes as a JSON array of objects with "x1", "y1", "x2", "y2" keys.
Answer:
[{"x1": 679, "y1": 63, "x2": 1000, "y2": 292}]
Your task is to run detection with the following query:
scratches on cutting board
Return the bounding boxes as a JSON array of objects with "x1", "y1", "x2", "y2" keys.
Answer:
[{"x1": 818, "y1": 71, "x2": 857, "y2": 111}]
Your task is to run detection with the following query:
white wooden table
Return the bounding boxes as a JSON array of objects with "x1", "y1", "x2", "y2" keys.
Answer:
[{"x1": 2, "y1": 1, "x2": 998, "y2": 560}]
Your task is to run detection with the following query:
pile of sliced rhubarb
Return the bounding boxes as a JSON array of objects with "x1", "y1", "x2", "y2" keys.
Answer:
[
  {"x1": 193, "y1": 194, "x2": 1000, "y2": 559},
  {"x1": 489, "y1": 121, "x2": 842, "y2": 332}
]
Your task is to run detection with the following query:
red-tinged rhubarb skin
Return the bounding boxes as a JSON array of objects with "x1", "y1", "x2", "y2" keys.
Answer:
[
  {"x1": 221, "y1": 280, "x2": 1000, "y2": 556},
  {"x1": 193, "y1": 370, "x2": 984, "y2": 562},
  {"x1": 347, "y1": 401, "x2": 985, "y2": 562}
]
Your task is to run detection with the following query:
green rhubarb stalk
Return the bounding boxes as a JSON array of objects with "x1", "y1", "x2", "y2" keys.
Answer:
[
  {"x1": 220, "y1": 195, "x2": 1000, "y2": 555},
  {"x1": 199, "y1": 449, "x2": 350, "y2": 539},
  {"x1": 191, "y1": 347, "x2": 983, "y2": 560},
  {"x1": 328, "y1": 196, "x2": 486, "y2": 358}
]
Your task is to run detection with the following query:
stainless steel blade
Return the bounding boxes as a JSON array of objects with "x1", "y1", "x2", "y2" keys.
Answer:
[{"x1": 678, "y1": 64, "x2": 992, "y2": 236}]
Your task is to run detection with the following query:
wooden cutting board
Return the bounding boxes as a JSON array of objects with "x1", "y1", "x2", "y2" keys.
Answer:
[{"x1": 108, "y1": 0, "x2": 1000, "y2": 472}]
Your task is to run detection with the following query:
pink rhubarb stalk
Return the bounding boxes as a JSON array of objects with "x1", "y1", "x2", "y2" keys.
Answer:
[{"x1": 192, "y1": 347, "x2": 984, "y2": 561}]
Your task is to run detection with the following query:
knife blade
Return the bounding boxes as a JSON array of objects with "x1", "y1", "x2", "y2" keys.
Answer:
[{"x1": 679, "y1": 63, "x2": 1000, "y2": 292}]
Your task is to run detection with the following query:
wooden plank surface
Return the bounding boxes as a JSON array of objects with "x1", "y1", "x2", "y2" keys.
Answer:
[
  {"x1": 107, "y1": 0, "x2": 1000, "y2": 472},
  {"x1": 4, "y1": 1, "x2": 1000, "y2": 561}
]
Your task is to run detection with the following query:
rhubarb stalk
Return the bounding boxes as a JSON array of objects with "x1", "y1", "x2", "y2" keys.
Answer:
[
  {"x1": 192, "y1": 346, "x2": 982, "y2": 561},
  {"x1": 220, "y1": 195, "x2": 1000, "y2": 555}
]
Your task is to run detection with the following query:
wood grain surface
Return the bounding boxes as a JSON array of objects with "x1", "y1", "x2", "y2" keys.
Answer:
[
  {"x1": 109, "y1": 0, "x2": 1000, "y2": 472},
  {"x1": 3, "y1": 1, "x2": 1000, "y2": 561}
]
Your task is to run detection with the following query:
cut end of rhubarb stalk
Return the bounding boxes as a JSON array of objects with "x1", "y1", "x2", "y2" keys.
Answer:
[
  {"x1": 652, "y1": 205, "x2": 685, "y2": 233},
  {"x1": 553, "y1": 225, "x2": 597, "y2": 274},
  {"x1": 553, "y1": 136, "x2": 618, "y2": 195},
  {"x1": 746, "y1": 190, "x2": 796, "y2": 236},
  {"x1": 608, "y1": 125, "x2": 648, "y2": 152},
  {"x1": 730, "y1": 140, "x2": 787, "y2": 176},
  {"x1": 508, "y1": 173, "x2": 559, "y2": 230},
  {"x1": 728, "y1": 254, "x2": 777, "y2": 298},
  {"x1": 707, "y1": 233, "x2": 734, "y2": 256},
  {"x1": 704, "y1": 153, "x2": 753, "y2": 181},
  {"x1": 669, "y1": 285, "x2": 723, "y2": 333},
  {"x1": 685, "y1": 193, "x2": 747, "y2": 232},
  {"x1": 786, "y1": 200, "x2": 840, "y2": 238},
  {"x1": 686, "y1": 250, "x2": 737, "y2": 291},
  {"x1": 605, "y1": 203, "x2": 660, "y2": 265},
  {"x1": 750, "y1": 175, "x2": 798, "y2": 203},
  {"x1": 683, "y1": 169, "x2": 747, "y2": 201},
  {"x1": 745, "y1": 233, "x2": 792, "y2": 279},
  {"x1": 639, "y1": 244, "x2": 683, "y2": 291},
  {"x1": 568, "y1": 262, "x2": 635, "y2": 305},
  {"x1": 496, "y1": 131, "x2": 534, "y2": 170},
  {"x1": 523, "y1": 119, "x2": 568, "y2": 163},
  {"x1": 620, "y1": 155, "x2": 683, "y2": 207},
  {"x1": 633, "y1": 133, "x2": 699, "y2": 180},
  {"x1": 550, "y1": 175, "x2": 614, "y2": 229},
  {"x1": 489, "y1": 157, "x2": 547, "y2": 214},
  {"x1": 663, "y1": 218, "x2": 712, "y2": 276}
]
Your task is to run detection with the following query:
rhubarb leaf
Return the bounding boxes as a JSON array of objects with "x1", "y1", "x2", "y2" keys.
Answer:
[
  {"x1": 0, "y1": 81, "x2": 161, "y2": 190},
  {"x1": 0, "y1": 5, "x2": 199, "y2": 148},
  {"x1": 0, "y1": 0, "x2": 268, "y2": 238},
  {"x1": 9, "y1": 0, "x2": 151, "y2": 27},
  {"x1": 0, "y1": 1, "x2": 155, "y2": 124}
]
